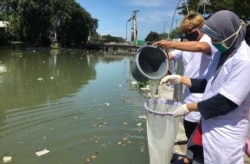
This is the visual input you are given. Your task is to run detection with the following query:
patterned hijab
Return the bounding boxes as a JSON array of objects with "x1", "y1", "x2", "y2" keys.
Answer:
[{"x1": 201, "y1": 10, "x2": 246, "y2": 68}]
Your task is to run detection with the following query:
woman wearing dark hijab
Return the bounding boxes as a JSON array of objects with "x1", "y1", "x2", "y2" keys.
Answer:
[{"x1": 160, "y1": 10, "x2": 250, "y2": 163}]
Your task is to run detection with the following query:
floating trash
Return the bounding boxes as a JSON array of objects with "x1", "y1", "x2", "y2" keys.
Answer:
[
  {"x1": 104, "y1": 102, "x2": 110, "y2": 106},
  {"x1": 3, "y1": 156, "x2": 12, "y2": 163},
  {"x1": 123, "y1": 137, "x2": 128, "y2": 141},
  {"x1": 85, "y1": 153, "x2": 97, "y2": 163},
  {"x1": 123, "y1": 122, "x2": 128, "y2": 126},
  {"x1": 37, "y1": 77, "x2": 43, "y2": 81},
  {"x1": 138, "y1": 115, "x2": 147, "y2": 120},
  {"x1": 136, "y1": 122, "x2": 142, "y2": 126},
  {"x1": 140, "y1": 86, "x2": 150, "y2": 91},
  {"x1": 131, "y1": 81, "x2": 137, "y2": 85},
  {"x1": 35, "y1": 149, "x2": 50, "y2": 156},
  {"x1": 140, "y1": 146, "x2": 145, "y2": 152}
]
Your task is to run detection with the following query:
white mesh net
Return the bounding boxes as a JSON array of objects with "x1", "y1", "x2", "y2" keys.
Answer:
[{"x1": 144, "y1": 98, "x2": 181, "y2": 164}]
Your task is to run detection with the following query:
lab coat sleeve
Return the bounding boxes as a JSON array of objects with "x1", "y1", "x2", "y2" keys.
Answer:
[
  {"x1": 197, "y1": 94, "x2": 238, "y2": 119},
  {"x1": 189, "y1": 78, "x2": 207, "y2": 93}
]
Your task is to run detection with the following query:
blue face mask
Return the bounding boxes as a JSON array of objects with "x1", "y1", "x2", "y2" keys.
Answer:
[{"x1": 212, "y1": 23, "x2": 242, "y2": 53}]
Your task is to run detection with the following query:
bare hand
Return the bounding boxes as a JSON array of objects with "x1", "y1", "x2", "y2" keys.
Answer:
[{"x1": 153, "y1": 40, "x2": 172, "y2": 49}]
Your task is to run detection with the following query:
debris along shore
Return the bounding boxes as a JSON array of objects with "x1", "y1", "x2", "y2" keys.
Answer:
[{"x1": 139, "y1": 83, "x2": 250, "y2": 163}]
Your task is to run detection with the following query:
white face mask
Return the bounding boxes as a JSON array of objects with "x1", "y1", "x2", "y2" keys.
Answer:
[{"x1": 212, "y1": 23, "x2": 243, "y2": 53}]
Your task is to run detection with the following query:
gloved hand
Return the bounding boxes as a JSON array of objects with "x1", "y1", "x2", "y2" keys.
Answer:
[
  {"x1": 172, "y1": 104, "x2": 190, "y2": 116},
  {"x1": 160, "y1": 75, "x2": 181, "y2": 85}
]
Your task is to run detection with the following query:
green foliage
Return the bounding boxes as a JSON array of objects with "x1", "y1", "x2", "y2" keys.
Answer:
[
  {"x1": 88, "y1": 31, "x2": 100, "y2": 43},
  {"x1": 144, "y1": 28, "x2": 180, "y2": 41},
  {"x1": 130, "y1": 81, "x2": 148, "y2": 90},
  {"x1": 169, "y1": 27, "x2": 180, "y2": 39},
  {"x1": 101, "y1": 34, "x2": 125, "y2": 43},
  {"x1": 145, "y1": 31, "x2": 160, "y2": 42},
  {"x1": 0, "y1": 0, "x2": 98, "y2": 47},
  {"x1": 143, "y1": 0, "x2": 249, "y2": 41},
  {"x1": 160, "y1": 32, "x2": 169, "y2": 39},
  {"x1": 178, "y1": 0, "x2": 250, "y2": 22},
  {"x1": 144, "y1": 29, "x2": 180, "y2": 41}
]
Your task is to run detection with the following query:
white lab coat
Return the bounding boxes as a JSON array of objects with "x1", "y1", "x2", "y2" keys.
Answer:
[
  {"x1": 201, "y1": 40, "x2": 250, "y2": 164},
  {"x1": 171, "y1": 34, "x2": 216, "y2": 122}
]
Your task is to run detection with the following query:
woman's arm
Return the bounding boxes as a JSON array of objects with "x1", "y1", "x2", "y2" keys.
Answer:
[
  {"x1": 160, "y1": 75, "x2": 207, "y2": 91},
  {"x1": 153, "y1": 40, "x2": 211, "y2": 54},
  {"x1": 180, "y1": 76, "x2": 192, "y2": 87},
  {"x1": 198, "y1": 94, "x2": 238, "y2": 119}
]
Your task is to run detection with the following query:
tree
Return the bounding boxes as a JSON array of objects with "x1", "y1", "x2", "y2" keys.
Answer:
[
  {"x1": 20, "y1": 0, "x2": 53, "y2": 45},
  {"x1": 160, "y1": 32, "x2": 169, "y2": 40},
  {"x1": 233, "y1": 0, "x2": 250, "y2": 21},
  {"x1": 169, "y1": 27, "x2": 180, "y2": 39},
  {"x1": 145, "y1": 31, "x2": 160, "y2": 42},
  {"x1": 51, "y1": 0, "x2": 98, "y2": 47},
  {"x1": 1, "y1": 0, "x2": 53, "y2": 45},
  {"x1": 178, "y1": 0, "x2": 250, "y2": 22},
  {"x1": 0, "y1": 0, "x2": 98, "y2": 47},
  {"x1": 88, "y1": 31, "x2": 100, "y2": 43},
  {"x1": 101, "y1": 34, "x2": 125, "y2": 43}
]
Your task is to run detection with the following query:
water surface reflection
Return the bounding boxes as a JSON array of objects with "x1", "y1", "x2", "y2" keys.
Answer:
[{"x1": 0, "y1": 49, "x2": 149, "y2": 164}]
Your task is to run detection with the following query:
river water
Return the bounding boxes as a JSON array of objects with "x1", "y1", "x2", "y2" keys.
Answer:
[{"x1": 0, "y1": 49, "x2": 149, "y2": 164}]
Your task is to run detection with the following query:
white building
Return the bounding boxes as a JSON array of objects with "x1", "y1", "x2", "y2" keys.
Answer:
[{"x1": 0, "y1": 21, "x2": 9, "y2": 28}]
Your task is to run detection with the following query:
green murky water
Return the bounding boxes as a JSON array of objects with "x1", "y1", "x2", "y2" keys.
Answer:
[{"x1": 0, "y1": 49, "x2": 149, "y2": 164}]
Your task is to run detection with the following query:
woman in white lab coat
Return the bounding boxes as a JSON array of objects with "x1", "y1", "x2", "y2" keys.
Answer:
[{"x1": 158, "y1": 10, "x2": 250, "y2": 164}]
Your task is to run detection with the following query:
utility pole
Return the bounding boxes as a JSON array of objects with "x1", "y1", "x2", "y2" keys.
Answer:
[
  {"x1": 127, "y1": 10, "x2": 140, "y2": 45},
  {"x1": 169, "y1": 0, "x2": 182, "y2": 40},
  {"x1": 197, "y1": 0, "x2": 211, "y2": 14},
  {"x1": 168, "y1": 0, "x2": 189, "y2": 39}
]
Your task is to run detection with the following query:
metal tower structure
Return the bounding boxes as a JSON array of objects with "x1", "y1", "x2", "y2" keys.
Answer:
[
  {"x1": 127, "y1": 10, "x2": 140, "y2": 44},
  {"x1": 197, "y1": 0, "x2": 211, "y2": 14}
]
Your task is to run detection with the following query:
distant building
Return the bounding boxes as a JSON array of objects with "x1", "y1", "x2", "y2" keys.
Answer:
[{"x1": 0, "y1": 21, "x2": 9, "y2": 28}]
